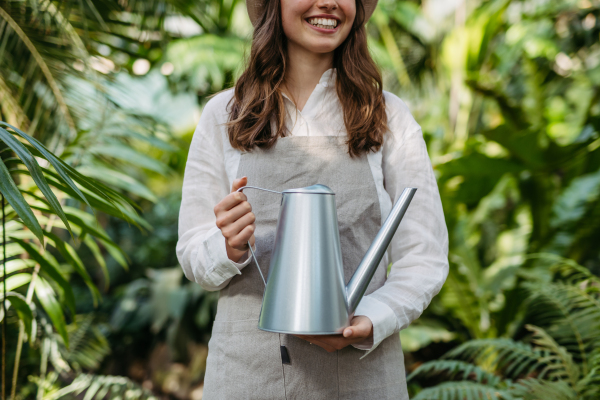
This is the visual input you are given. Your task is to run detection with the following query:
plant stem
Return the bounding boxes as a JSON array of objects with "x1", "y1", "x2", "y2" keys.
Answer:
[{"x1": 2, "y1": 194, "x2": 7, "y2": 400}]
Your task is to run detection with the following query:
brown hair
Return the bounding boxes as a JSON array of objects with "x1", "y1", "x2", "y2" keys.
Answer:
[{"x1": 226, "y1": 0, "x2": 387, "y2": 156}]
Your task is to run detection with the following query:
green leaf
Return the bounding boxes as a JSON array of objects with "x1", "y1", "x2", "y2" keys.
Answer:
[
  {"x1": 45, "y1": 231, "x2": 101, "y2": 307},
  {"x1": 0, "y1": 122, "x2": 92, "y2": 211},
  {"x1": 22, "y1": 141, "x2": 142, "y2": 212},
  {"x1": 1, "y1": 292, "x2": 34, "y2": 338},
  {"x1": 0, "y1": 273, "x2": 32, "y2": 292},
  {"x1": 412, "y1": 381, "x2": 511, "y2": 400},
  {"x1": 4, "y1": 258, "x2": 37, "y2": 275},
  {"x1": 0, "y1": 127, "x2": 73, "y2": 237},
  {"x1": 87, "y1": 144, "x2": 170, "y2": 174},
  {"x1": 83, "y1": 235, "x2": 109, "y2": 290},
  {"x1": 35, "y1": 277, "x2": 69, "y2": 348},
  {"x1": 0, "y1": 156, "x2": 45, "y2": 243},
  {"x1": 12, "y1": 238, "x2": 76, "y2": 316},
  {"x1": 77, "y1": 165, "x2": 157, "y2": 202}
]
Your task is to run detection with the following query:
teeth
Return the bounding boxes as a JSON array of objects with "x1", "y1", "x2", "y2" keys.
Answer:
[{"x1": 308, "y1": 17, "x2": 338, "y2": 28}]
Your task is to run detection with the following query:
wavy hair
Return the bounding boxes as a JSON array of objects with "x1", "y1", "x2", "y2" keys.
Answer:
[{"x1": 226, "y1": 0, "x2": 387, "y2": 156}]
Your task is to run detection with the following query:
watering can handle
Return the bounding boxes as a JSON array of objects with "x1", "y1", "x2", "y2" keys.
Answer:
[{"x1": 235, "y1": 186, "x2": 282, "y2": 287}]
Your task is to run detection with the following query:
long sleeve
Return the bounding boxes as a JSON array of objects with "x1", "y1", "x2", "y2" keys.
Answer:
[
  {"x1": 353, "y1": 92, "x2": 449, "y2": 356},
  {"x1": 176, "y1": 94, "x2": 253, "y2": 291}
]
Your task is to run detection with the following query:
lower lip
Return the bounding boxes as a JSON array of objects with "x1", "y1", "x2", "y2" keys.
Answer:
[{"x1": 304, "y1": 19, "x2": 340, "y2": 33}]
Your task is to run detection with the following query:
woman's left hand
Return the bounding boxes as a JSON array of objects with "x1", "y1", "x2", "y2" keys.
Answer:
[{"x1": 294, "y1": 316, "x2": 373, "y2": 352}]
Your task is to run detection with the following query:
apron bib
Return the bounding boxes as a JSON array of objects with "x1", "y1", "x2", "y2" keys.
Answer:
[{"x1": 203, "y1": 136, "x2": 408, "y2": 399}]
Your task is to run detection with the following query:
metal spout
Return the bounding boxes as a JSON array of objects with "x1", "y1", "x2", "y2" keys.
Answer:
[{"x1": 346, "y1": 187, "x2": 417, "y2": 314}]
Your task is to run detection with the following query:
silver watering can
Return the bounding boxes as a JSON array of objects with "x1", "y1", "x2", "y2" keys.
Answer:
[{"x1": 237, "y1": 184, "x2": 417, "y2": 335}]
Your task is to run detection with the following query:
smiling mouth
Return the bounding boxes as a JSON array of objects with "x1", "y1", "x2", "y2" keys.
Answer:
[{"x1": 306, "y1": 17, "x2": 339, "y2": 29}]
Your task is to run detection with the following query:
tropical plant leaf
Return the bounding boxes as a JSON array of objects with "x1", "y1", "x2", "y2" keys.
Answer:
[
  {"x1": 524, "y1": 280, "x2": 600, "y2": 373},
  {"x1": 0, "y1": 273, "x2": 32, "y2": 292},
  {"x1": 82, "y1": 234, "x2": 110, "y2": 290},
  {"x1": 77, "y1": 165, "x2": 157, "y2": 202},
  {"x1": 0, "y1": 291, "x2": 34, "y2": 336},
  {"x1": 12, "y1": 237, "x2": 76, "y2": 316},
  {"x1": 36, "y1": 277, "x2": 69, "y2": 347},
  {"x1": 526, "y1": 324, "x2": 580, "y2": 387},
  {"x1": 0, "y1": 156, "x2": 44, "y2": 242},
  {"x1": 412, "y1": 381, "x2": 512, "y2": 400},
  {"x1": 443, "y1": 338, "x2": 544, "y2": 379},
  {"x1": 408, "y1": 360, "x2": 503, "y2": 387},
  {"x1": 0, "y1": 122, "x2": 91, "y2": 209},
  {"x1": 44, "y1": 231, "x2": 101, "y2": 307},
  {"x1": 3, "y1": 258, "x2": 36, "y2": 275},
  {"x1": 43, "y1": 373, "x2": 158, "y2": 400},
  {"x1": 509, "y1": 378, "x2": 577, "y2": 400},
  {"x1": 61, "y1": 314, "x2": 110, "y2": 371},
  {"x1": 0, "y1": 126, "x2": 72, "y2": 236}
]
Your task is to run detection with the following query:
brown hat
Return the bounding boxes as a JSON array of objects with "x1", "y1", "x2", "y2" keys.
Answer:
[{"x1": 246, "y1": 0, "x2": 378, "y2": 27}]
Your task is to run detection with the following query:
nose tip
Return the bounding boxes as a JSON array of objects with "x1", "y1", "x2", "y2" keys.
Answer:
[{"x1": 318, "y1": 0, "x2": 337, "y2": 10}]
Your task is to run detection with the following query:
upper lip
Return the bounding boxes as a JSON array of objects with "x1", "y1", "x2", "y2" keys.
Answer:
[{"x1": 305, "y1": 14, "x2": 341, "y2": 22}]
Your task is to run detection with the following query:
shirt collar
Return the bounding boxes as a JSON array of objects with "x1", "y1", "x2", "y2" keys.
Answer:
[{"x1": 319, "y1": 67, "x2": 336, "y2": 88}]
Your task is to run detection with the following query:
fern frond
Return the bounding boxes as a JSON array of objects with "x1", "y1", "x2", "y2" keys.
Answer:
[
  {"x1": 60, "y1": 314, "x2": 110, "y2": 371},
  {"x1": 525, "y1": 280, "x2": 600, "y2": 374},
  {"x1": 43, "y1": 374, "x2": 158, "y2": 400},
  {"x1": 408, "y1": 360, "x2": 503, "y2": 387},
  {"x1": 577, "y1": 349, "x2": 600, "y2": 399},
  {"x1": 509, "y1": 378, "x2": 577, "y2": 400},
  {"x1": 443, "y1": 338, "x2": 543, "y2": 379},
  {"x1": 412, "y1": 381, "x2": 512, "y2": 400},
  {"x1": 525, "y1": 325, "x2": 580, "y2": 387}
]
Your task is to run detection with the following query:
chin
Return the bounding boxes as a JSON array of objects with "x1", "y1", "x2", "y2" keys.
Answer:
[{"x1": 304, "y1": 41, "x2": 339, "y2": 54}]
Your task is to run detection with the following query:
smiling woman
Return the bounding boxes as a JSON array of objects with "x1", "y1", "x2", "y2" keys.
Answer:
[{"x1": 176, "y1": 0, "x2": 449, "y2": 398}]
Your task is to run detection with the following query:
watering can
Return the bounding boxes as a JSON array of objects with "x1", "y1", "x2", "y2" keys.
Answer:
[{"x1": 237, "y1": 184, "x2": 417, "y2": 335}]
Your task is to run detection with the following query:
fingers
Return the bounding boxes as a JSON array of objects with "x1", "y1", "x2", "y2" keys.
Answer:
[
  {"x1": 217, "y1": 201, "x2": 255, "y2": 233},
  {"x1": 226, "y1": 223, "x2": 256, "y2": 250},
  {"x1": 231, "y1": 176, "x2": 247, "y2": 193},
  {"x1": 215, "y1": 177, "x2": 256, "y2": 258},
  {"x1": 308, "y1": 338, "x2": 337, "y2": 353},
  {"x1": 294, "y1": 335, "x2": 337, "y2": 353},
  {"x1": 214, "y1": 191, "x2": 249, "y2": 214}
]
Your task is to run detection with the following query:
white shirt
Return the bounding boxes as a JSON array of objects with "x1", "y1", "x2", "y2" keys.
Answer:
[{"x1": 176, "y1": 68, "x2": 449, "y2": 357}]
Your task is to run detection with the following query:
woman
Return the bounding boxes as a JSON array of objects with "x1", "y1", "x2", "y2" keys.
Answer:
[{"x1": 176, "y1": 0, "x2": 449, "y2": 398}]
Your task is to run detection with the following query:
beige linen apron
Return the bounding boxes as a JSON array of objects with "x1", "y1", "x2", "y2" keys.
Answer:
[{"x1": 203, "y1": 136, "x2": 408, "y2": 399}]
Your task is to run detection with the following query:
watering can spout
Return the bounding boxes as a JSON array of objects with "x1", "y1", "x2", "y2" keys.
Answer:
[{"x1": 345, "y1": 187, "x2": 417, "y2": 314}]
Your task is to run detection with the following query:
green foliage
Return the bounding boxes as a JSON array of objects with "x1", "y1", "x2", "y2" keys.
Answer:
[
  {"x1": 3, "y1": 0, "x2": 600, "y2": 398},
  {"x1": 42, "y1": 374, "x2": 157, "y2": 400},
  {"x1": 409, "y1": 261, "x2": 600, "y2": 400}
]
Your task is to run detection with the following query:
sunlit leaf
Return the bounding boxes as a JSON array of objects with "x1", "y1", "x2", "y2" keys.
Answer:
[{"x1": 35, "y1": 277, "x2": 69, "y2": 347}]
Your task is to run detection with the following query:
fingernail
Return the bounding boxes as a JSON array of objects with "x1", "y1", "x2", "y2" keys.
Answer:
[{"x1": 343, "y1": 329, "x2": 351, "y2": 337}]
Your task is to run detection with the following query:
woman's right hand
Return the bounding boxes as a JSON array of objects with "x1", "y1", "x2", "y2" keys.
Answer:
[{"x1": 213, "y1": 176, "x2": 256, "y2": 263}]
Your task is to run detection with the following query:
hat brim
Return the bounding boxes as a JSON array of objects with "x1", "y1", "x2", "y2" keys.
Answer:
[{"x1": 246, "y1": 0, "x2": 378, "y2": 28}]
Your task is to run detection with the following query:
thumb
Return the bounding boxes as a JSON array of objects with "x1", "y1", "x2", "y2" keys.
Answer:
[
  {"x1": 231, "y1": 176, "x2": 247, "y2": 193},
  {"x1": 343, "y1": 316, "x2": 371, "y2": 338}
]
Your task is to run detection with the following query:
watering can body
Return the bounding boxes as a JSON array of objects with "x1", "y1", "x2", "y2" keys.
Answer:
[{"x1": 239, "y1": 184, "x2": 417, "y2": 335}]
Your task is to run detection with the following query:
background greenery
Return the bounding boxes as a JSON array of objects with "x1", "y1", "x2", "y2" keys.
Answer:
[{"x1": 1, "y1": 0, "x2": 599, "y2": 398}]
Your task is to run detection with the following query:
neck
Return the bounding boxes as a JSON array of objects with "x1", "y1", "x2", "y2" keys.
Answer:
[{"x1": 283, "y1": 42, "x2": 333, "y2": 111}]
